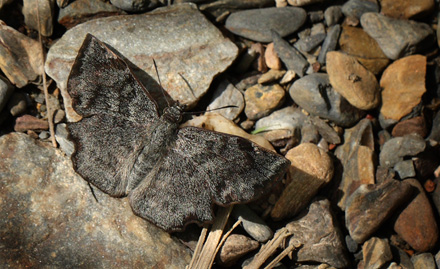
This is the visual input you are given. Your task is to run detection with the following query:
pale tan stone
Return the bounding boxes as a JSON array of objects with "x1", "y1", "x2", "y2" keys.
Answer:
[
  {"x1": 326, "y1": 51, "x2": 380, "y2": 110},
  {"x1": 380, "y1": 55, "x2": 426, "y2": 121}
]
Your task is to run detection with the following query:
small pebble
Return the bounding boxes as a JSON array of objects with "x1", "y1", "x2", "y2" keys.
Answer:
[
  {"x1": 379, "y1": 134, "x2": 426, "y2": 168},
  {"x1": 272, "y1": 143, "x2": 334, "y2": 220},
  {"x1": 380, "y1": 55, "x2": 427, "y2": 121},
  {"x1": 225, "y1": 7, "x2": 307, "y2": 42},
  {"x1": 14, "y1": 115, "x2": 49, "y2": 132},
  {"x1": 244, "y1": 84, "x2": 285, "y2": 120},
  {"x1": 394, "y1": 178, "x2": 439, "y2": 252},
  {"x1": 411, "y1": 252, "x2": 436, "y2": 269},
  {"x1": 217, "y1": 234, "x2": 259, "y2": 267},
  {"x1": 394, "y1": 160, "x2": 416, "y2": 179},
  {"x1": 264, "y1": 43, "x2": 282, "y2": 70},
  {"x1": 326, "y1": 51, "x2": 380, "y2": 110},
  {"x1": 317, "y1": 24, "x2": 341, "y2": 64},
  {"x1": 232, "y1": 204, "x2": 273, "y2": 243},
  {"x1": 324, "y1": 5, "x2": 342, "y2": 26},
  {"x1": 257, "y1": 69, "x2": 286, "y2": 84},
  {"x1": 360, "y1": 12, "x2": 435, "y2": 60},
  {"x1": 207, "y1": 80, "x2": 244, "y2": 121},
  {"x1": 341, "y1": 0, "x2": 379, "y2": 20},
  {"x1": 286, "y1": 198, "x2": 350, "y2": 268},
  {"x1": 272, "y1": 30, "x2": 309, "y2": 77},
  {"x1": 362, "y1": 237, "x2": 393, "y2": 269},
  {"x1": 345, "y1": 179, "x2": 412, "y2": 243},
  {"x1": 110, "y1": 0, "x2": 158, "y2": 12}
]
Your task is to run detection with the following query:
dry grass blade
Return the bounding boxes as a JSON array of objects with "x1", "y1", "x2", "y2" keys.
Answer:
[
  {"x1": 264, "y1": 244, "x2": 296, "y2": 269},
  {"x1": 243, "y1": 227, "x2": 292, "y2": 269},
  {"x1": 37, "y1": 0, "x2": 57, "y2": 147},
  {"x1": 189, "y1": 206, "x2": 233, "y2": 269}
]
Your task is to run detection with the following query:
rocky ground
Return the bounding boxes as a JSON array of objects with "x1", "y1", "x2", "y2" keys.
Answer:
[{"x1": 1, "y1": 0, "x2": 440, "y2": 268}]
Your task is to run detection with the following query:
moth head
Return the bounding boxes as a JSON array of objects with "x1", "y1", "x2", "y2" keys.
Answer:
[{"x1": 162, "y1": 104, "x2": 185, "y2": 123}]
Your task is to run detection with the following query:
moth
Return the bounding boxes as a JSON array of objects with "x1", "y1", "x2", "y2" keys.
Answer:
[{"x1": 67, "y1": 34, "x2": 290, "y2": 231}]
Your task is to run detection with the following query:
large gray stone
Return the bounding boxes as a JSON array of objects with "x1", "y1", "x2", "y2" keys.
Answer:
[
  {"x1": 45, "y1": 3, "x2": 238, "y2": 121},
  {"x1": 0, "y1": 133, "x2": 192, "y2": 267}
]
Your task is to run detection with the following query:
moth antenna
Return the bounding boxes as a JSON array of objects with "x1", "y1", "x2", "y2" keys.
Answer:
[
  {"x1": 179, "y1": 73, "x2": 197, "y2": 99},
  {"x1": 88, "y1": 182, "x2": 99, "y2": 203},
  {"x1": 182, "y1": 105, "x2": 238, "y2": 115},
  {"x1": 152, "y1": 58, "x2": 171, "y2": 107}
]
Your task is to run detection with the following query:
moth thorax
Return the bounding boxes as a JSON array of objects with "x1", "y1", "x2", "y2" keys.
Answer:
[{"x1": 162, "y1": 105, "x2": 183, "y2": 123}]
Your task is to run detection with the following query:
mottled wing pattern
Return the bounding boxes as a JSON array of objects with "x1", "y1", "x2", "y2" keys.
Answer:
[
  {"x1": 129, "y1": 126, "x2": 290, "y2": 231},
  {"x1": 68, "y1": 34, "x2": 159, "y2": 123},
  {"x1": 67, "y1": 34, "x2": 159, "y2": 196}
]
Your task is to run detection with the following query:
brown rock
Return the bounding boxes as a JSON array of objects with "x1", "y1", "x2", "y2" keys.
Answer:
[
  {"x1": 258, "y1": 69, "x2": 286, "y2": 84},
  {"x1": 381, "y1": 0, "x2": 435, "y2": 19},
  {"x1": 392, "y1": 116, "x2": 427, "y2": 138},
  {"x1": 244, "y1": 84, "x2": 285, "y2": 120},
  {"x1": 345, "y1": 180, "x2": 412, "y2": 243},
  {"x1": 286, "y1": 198, "x2": 350, "y2": 268},
  {"x1": 0, "y1": 21, "x2": 43, "y2": 88},
  {"x1": 14, "y1": 115, "x2": 49, "y2": 132},
  {"x1": 271, "y1": 143, "x2": 334, "y2": 220},
  {"x1": 380, "y1": 55, "x2": 427, "y2": 121},
  {"x1": 335, "y1": 119, "x2": 375, "y2": 209},
  {"x1": 217, "y1": 234, "x2": 259, "y2": 267},
  {"x1": 326, "y1": 51, "x2": 380, "y2": 110},
  {"x1": 22, "y1": 0, "x2": 55, "y2": 36},
  {"x1": 362, "y1": 237, "x2": 393, "y2": 269},
  {"x1": 394, "y1": 178, "x2": 439, "y2": 252},
  {"x1": 265, "y1": 42, "x2": 282, "y2": 70},
  {"x1": 58, "y1": 0, "x2": 124, "y2": 29},
  {"x1": 339, "y1": 26, "x2": 389, "y2": 75}
]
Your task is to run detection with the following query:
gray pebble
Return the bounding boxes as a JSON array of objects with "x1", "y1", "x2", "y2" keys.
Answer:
[
  {"x1": 231, "y1": 204, "x2": 273, "y2": 243},
  {"x1": 294, "y1": 33, "x2": 326, "y2": 53},
  {"x1": 0, "y1": 75, "x2": 13, "y2": 113},
  {"x1": 225, "y1": 7, "x2": 307, "y2": 42},
  {"x1": 394, "y1": 160, "x2": 416, "y2": 179},
  {"x1": 412, "y1": 253, "x2": 436, "y2": 269},
  {"x1": 361, "y1": 12, "x2": 435, "y2": 60},
  {"x1": 308, "y1": 11, "x2": 324, "y2": 23},
  {"x1": 317, "y1": 24, "x2": 341, "y2": 64},
  {"x1": 272, "y1": 30, "x2": 309, "y2": 77},
  {"x1": 341, "y1": 0, "x2": 379, "y2": 20},
  {"x1": 39, "y1": 131, "x2": 50, "y2": 140},
  {"x1": 289, "y1": 73, "x2": 364, "y2": 127},
  {"x1": 324, "y1": 6, "x2": 342, "y2": 26},
  {"x1": 379, "y1": 134, "x2": 426, "y2": 168},
  {"x1": 56, "y1": 123, "x2": 74, "y2": 157},
  {"x1": 206, "y1": 80, "x2": 244, "y2": 121},
  {"x1": 110, "y1": 0, "x2": 158, "y2": 12}
]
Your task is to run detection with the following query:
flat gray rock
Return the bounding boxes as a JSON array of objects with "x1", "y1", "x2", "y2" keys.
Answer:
[
  {"x1": 0, "y1": 132, "x2": 192, "y2": 268},
  {"x1": 289, "y1": 73, "x2": 364, "y2": 127},
  {"x1": 361, "y1": 12, "x2": 435, "y2": 60},
  {"x1": 45, "y1": 3, "x2": 238, "y2": 121},
  {"x1": 225, "y1": 7, "x2": 307, "y2": 42}
]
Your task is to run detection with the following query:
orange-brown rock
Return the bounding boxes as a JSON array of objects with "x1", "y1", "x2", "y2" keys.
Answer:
[
  {"x1": 326, "y1": 51, "x2": 380, "y2": 110},
  {"x1": 381, "y1": 0, "x2": 435, "y2": 19},
  {"x1": 339, "y1": 26, "x2": 389, "y2": 75},
  {"x1": 380, "y1": 55, "x2": 427, "y2": 121},
  {"x1": 394, "y1": 178, "x2": 438, "y2": 252}
]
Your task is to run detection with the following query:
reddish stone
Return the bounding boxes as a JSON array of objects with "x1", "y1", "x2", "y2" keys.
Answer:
[
  {"x1": 392, "y1": 116, "x2": 427, "y2": 138},
  {"x1": 424, "y1": 179, "x2": 435, "y2": 193},
  {"x1": 14, "y1": 115, "x2": 49, "y2": 132},
  {"x1": 394, "y1": 179, "x2": 439, "y2": 252}
]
